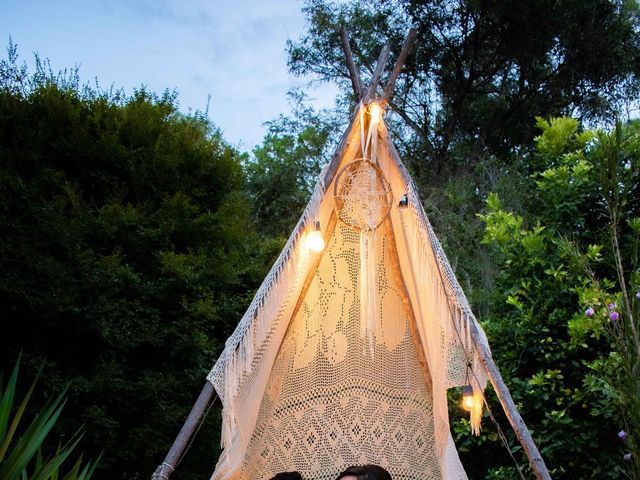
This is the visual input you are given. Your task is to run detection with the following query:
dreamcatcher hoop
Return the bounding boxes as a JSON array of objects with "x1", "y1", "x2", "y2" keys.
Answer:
[{"x1": 333, "y1": 158, "x2": 393, "y2": 232}]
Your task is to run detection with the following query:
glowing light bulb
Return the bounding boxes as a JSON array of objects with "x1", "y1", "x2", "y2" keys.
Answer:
[
  {"x1": 369, "y1": 102, "x2": 383, "y2": 123},
  {"x1": 307, "y1": 220, "x2": 325, "y2": 253},
  {"x1": 462, "y1": 385, "x2": 474, "y2": 412}
]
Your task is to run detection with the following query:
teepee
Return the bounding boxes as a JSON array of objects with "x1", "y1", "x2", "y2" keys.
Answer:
[{"x1": 152, "y1": 29, "x2": 550, "y2": 480}]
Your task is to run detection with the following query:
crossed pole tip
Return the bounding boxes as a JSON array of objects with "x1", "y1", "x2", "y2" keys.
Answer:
[{"x1": 339, "y1": 26, "x2": 417, "y2": 104}]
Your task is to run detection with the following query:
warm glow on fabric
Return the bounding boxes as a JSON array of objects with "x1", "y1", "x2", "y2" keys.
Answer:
[
  {"x1": 306, "y1": 230, "x2": 325, "y2": 252},
  {"x1": 369, "y1": 101, "x2": 383, "y2": 124}
]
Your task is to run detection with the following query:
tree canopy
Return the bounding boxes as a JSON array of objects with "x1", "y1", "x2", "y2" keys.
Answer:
[
  {"x1": 289, "y1": 0, "x2": 640, "y2": 175},
  {"x1": 0, "y1": 46, "x2": 273, "y2": 479}
]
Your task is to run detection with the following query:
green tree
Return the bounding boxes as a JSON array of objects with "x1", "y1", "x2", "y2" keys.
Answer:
[
  {"x1": 0, "y1": 45, "x2": 270, "y2": 479},
  {"x1": 462, "y1": 117, "x2": 639, "y2": 478},
  {"x1": 289, "y1": 0, "x2": 640, "y2": 175},
  {"x1": 246, "y1": 92, "x2": 339, "y2": 237}
]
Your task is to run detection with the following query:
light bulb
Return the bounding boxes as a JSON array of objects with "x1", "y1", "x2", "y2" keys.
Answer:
[
  {"x1": 462, "y1": 385, "x2": 474, "y2": 412},
  {"x1": 307, "y1": 221, "x2": 325, "y2": 253},
  {"x1": 369, "y1": 102, "x2": 383, "y2": 123}
]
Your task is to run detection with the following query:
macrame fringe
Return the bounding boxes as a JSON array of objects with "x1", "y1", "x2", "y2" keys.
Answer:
[
  {"x1": 209, "y1": 164, "x2": 328, "y2": 452},
  {"x1": 386, "y1": 133, "x2": 490, "y2": 468},
  {"x1": 470, "y1": 389, "x2": 484, "y2": 436},
  {"x1": 358, "y1": 101, "x2": 382, "y2": 355},
  {"x1": 402, "y1": 181, "x2": 489, "y2": 434}
]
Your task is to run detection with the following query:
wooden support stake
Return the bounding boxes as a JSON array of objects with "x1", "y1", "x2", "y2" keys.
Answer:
[
  {"x1": 151, "y1": 382, "x2": 215, "y2": 479},
  {"x1": 339, "y1": 26, "x2": 363, "y2": 101},
  {"x1": 469, "y1": 324, "x2": 552, "y2": 480},
  {"x1": 364, "y1": 45, "x2": 391, "y2": 102},
  {"x1": 383, "y1": 28, "x2": 417, "y2": 103}
]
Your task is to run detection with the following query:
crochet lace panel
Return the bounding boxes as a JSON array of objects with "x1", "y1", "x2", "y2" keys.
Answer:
[{"x1": 237, "y1": 222, "x2": 441, "y2": 480}]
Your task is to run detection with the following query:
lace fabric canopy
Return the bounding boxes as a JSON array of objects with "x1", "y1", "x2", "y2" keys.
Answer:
[
  {"x1": 153, "y1": 28, "x2": 550, "y2": 480},
  {"x1": 206, "y1": 105, "x2": 489, "y2": 480}
]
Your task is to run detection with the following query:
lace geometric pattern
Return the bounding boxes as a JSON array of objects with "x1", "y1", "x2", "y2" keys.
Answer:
[
  {"x1": 236, "y1": 222, "x2": 442, "y2": 480},
  {"x1": 206, "y1": 108, "x2": 490, "y2": 480}
]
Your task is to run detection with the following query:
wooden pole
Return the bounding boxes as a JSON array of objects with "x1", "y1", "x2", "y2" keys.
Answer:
[
  {"x1": 339, "y1": 26, "x2": 363, "y2": 101},
  {"x1": 364, "y1": 45, "x2": 391, "y2": 101},
  {"x1": 383, "y1": 28, "x2": 417, "y2": 103},
  {"x1": 468, "y1": 324, "x2": 552, "y2": 480},
  {"x1": 151, "y1": 382, "x2": 216, "y2": 479}
]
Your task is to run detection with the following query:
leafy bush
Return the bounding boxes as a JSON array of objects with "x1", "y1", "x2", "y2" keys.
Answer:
[
  {"x1": 0, "y1": 44, "x2": 271, "y2": 478},
  {"x1": 453, "y1": 117, "x2": 639, "y2": 479}
]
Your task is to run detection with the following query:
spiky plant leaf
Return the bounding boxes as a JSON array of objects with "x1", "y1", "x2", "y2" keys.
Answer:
[{"x1": 0, "y1": 360, "x2": 99, "y2": 480}]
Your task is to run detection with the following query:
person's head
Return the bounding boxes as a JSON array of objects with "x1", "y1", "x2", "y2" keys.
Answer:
[
  {"x1": 335, "y1": 464, "x2": 392, "y2": 480},
  {"x1": 270, "y1": 472, "x2": 303, "y2": 480}
]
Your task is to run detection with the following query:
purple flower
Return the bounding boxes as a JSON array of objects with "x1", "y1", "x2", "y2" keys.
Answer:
[
  {"x1": 624, "y1": 453, "x2": 632, "y2": 462},
  {"x1": 608, "y1": 302, "x2": 617, "y2": 310},
  {"x1": 610, "y1": 311, "x2": 620, "y2": 321},
  {"x1": 636, "y1": 291, "x2": 640, "y2": 300},
  {"x1": 585, "y1": 307, "x2": 595, "y2": 317},
  {"x1": 618, "y1": 430, "x2": 628, "y2": 442}
]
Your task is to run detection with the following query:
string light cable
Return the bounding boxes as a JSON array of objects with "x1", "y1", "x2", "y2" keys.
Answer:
[{"x1": 175, "y1": 393, "x2": 219, "y2": 469}]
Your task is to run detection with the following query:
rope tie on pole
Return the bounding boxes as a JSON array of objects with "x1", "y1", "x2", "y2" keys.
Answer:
[{"x1": 151, "y1": 462, "x2": 174, "y2": 480}]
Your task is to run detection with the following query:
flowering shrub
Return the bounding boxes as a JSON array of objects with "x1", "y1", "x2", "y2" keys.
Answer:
[{"x1": 462, "y1": 117, "x2": 640, "y2": 479}]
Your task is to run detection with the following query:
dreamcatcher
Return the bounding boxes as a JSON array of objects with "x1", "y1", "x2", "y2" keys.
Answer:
[
  {"x1": 333, "y1": 102, "x2": 392, "y2": 352},
  {"x1": 334, "y1": 159, "x2": 392, "y2": 231}
]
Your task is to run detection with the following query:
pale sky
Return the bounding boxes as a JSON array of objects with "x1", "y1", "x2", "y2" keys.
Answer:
[{"x1": 0, "y1": 0, "x2": 339, "y2": 150}]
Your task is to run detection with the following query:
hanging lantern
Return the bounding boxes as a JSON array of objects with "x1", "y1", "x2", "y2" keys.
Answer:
[
  {"x1": 307, "y1": 220, "x2": 325, "y2": 253},
  {"x1": 461, "y1": 385, "x2": 474, "y2": 412}
]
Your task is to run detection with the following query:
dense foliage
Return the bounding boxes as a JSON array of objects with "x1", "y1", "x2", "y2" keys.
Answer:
[
  {"x1": 454, "y1": 118, "x2": 639, "y2": 479},
  {"x1": 0, "y1": 46, "x2": 274, "y2": 479}
]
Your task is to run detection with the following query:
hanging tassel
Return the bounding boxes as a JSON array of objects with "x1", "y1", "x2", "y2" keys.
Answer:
[
  {"x1": 470, "y1": 388, "x2": 484, "y2": 435},
  {"x1": 359, "y1": 231, "x2": 368, "y2": 347},
  {"x1": 359, "y1": 229, "x2": 377, "y2": 356},
  {"x1": 359, "y1": 102, "x2": 383, "y2": 356}
]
